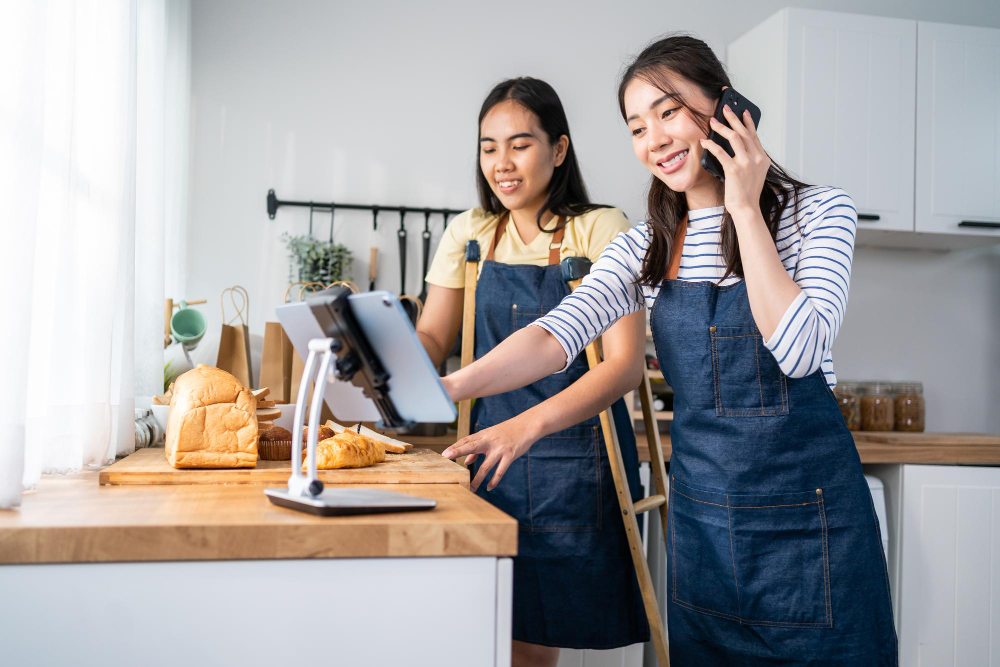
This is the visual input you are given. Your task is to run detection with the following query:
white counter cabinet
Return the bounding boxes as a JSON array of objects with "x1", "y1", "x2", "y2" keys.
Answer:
[
  {"x1": 727, "y1": 8, "x2": 917, "y2": 233},
  {"x1": 0, "y1": 556, "x2": 513, "y2": 667},
  {"x1": 728, "y1": 9, "x2": 1000, "y2": 249},
  {"x1": 871, "y1": 463, "x2": 1000, "y2": 666},
  {"x1": 916, "y1": 22, "x2": 1000, "y2": 238}
]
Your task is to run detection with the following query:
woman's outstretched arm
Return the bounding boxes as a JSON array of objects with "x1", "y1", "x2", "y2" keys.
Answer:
[
  {"x1": 442, "y1": 310, "x2": 646, "y2": 491},
  {"x1": 441, "y1": 324, "x2": 566, "y2": 402}
]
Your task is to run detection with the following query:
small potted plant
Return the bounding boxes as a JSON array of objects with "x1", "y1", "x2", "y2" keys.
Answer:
[{"x1": 282, "y1": 233, "x2": 353, "y2": 288}]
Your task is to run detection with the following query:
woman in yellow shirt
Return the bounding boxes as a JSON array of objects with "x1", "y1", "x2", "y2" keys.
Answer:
[{"x1": 416, "y1": 78, "x2": 649, "y2": 667}]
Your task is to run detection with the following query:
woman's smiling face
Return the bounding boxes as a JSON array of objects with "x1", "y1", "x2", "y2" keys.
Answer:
[
  {"x1": 624, "y1": 73, "x2": 718, "y2": 196},
  {"x1": 479, "y1": 99, "x2": 567, "y2": 214}
]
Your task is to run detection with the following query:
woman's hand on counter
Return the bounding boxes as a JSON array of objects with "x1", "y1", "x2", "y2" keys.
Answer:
[{"x1": 442, "y1": 417, "x2": 540, "y2": 492}]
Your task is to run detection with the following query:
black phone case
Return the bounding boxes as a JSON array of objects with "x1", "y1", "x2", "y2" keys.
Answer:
[{"x1": 700, "y1": 88, "x2": 762, "y2": 183}]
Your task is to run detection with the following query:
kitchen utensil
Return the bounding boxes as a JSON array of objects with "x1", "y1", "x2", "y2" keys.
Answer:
[
  {"x1": 369, "y1": 247, "x2": 378, "y2": 291},
  {"x1": 397, "y1": 208, "x2": 408, "y2": 294},
  {"x1": 397, "y1": 208, "x2": 421, "y2": 323},
  {"x1": 419, "y1": 210, "x2": 432, "y2": 302}
]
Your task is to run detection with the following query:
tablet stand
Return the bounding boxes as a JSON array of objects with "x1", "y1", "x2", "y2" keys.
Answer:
[{"x1": 264, "y1": 289, "x2": 437, "y2": 514}]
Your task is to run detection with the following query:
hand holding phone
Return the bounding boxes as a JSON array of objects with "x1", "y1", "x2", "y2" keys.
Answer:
[{"x1": 700, "y1": 87, "x2": 762, "y2": 183}]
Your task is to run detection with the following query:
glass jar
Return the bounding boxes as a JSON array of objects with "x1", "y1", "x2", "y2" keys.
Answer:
[
  {"x1": 134, "y1": 408, "x2": 152, "y2": 449},
  {"x1": 892, "y1": 382, "x2": 925, "y2": 432},
  {"x1": 834, "y1": 382, "x2": 861, "y2": 431},
  {"x1": 860, "y1": 382, "x2": 894, "y2": 431}
]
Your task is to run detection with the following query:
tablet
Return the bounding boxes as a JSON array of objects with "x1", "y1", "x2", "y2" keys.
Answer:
[{"x1": 276, "y1": 290, "x2": 457, "y2": 425}]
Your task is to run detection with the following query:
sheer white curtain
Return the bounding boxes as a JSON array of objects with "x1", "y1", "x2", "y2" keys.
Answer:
[{"x1": 0, "y1": 0, "x2": 189, "y2": 509}]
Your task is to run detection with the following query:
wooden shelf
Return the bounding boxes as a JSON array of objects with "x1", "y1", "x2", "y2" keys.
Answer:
[{"x1": 633, "y1": 410, "x2": 673, "y2": 421}]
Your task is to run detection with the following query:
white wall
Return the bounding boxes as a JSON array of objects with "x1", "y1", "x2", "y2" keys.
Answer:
[{"x1": 184, "y1": 0, "x2": 1000, "y2": 433}]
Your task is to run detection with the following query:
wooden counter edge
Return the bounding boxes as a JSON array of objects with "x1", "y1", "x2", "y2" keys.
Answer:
[
  {"x1": 0, "y1": 520, "x2": 517, "y2": 565},
  {"x1": 0, "y1": 475, "x2": 517, "y2": 565},
  {"x1": 634, "y1": 433, "x2": 1000, "y2": 465}
]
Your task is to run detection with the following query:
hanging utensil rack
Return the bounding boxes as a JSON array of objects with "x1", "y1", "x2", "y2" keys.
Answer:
[{"x1": 267, "y1": 189, "x2": 455, "y2": 229}]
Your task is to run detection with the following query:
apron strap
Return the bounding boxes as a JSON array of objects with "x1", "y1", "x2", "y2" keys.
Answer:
[
  {"x1": 666, "y1": 214, "x2": 688, "y2": 280},
  {"x1": 485, "y1": 211, "x2": 566, "y2": 265},
  {"x1": 485, "y1": 212, "x2": 509, "y2": 262},
  {"x1": 547, "y1": 223, "x2": 566, "y2": 266}
]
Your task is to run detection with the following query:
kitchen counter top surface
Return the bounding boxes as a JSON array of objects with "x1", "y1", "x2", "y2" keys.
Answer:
[
  {"x1": 0, "y1": 471, "x2": 517, "y2": 565},
  {"x1": 405, "y1": 431, "x2": 1000, "y2": 465}
]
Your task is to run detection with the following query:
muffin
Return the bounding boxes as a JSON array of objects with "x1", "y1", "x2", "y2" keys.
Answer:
[{"x1": 258, "y1": 425, "x2": 293, "y2": 461}]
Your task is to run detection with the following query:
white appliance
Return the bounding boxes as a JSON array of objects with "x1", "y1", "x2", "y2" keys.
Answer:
[{"x1": 865, "y1": 474, "x2": 890, "y2": 557}]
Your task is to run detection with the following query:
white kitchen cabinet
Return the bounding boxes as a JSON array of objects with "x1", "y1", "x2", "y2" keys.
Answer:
[
  {"x1": 0, "y1": 556, "x2": 513, "y2": 667},
  {"x1": 915, "y1": 22, "x2": 1000, "y2": 239},
  {"x1": 727, "y1": 9, "x2": 917, "y2": 232},
  {"x1": 896, "y1": 464, "x2": 1000, "y2": 666}
]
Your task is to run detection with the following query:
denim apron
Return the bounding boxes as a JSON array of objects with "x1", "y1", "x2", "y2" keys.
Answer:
[
  {"x1": 468, "y1": 214, "x2": 650, "y2": 650},
  {"x1": 651, "y1": 276, "x2": 898, "y2": 665}
]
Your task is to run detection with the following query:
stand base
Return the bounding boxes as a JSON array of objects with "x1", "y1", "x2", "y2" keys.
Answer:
[{"x1": 265, "y1": 487, "x2": 437, "y2": 517}]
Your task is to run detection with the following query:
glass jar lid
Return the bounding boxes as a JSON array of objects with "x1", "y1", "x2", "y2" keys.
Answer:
[
  {"x1": 860, "y1": 381, "x2": 894, "y2": 395},
  {"x1": 891, "y1": 382, "x2": 923, "y2": 395}
]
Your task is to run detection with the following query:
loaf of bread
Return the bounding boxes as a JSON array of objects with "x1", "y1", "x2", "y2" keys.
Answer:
[
  {"x1": 303, "y1": 431, "x2": 386, "y2": 469},
  {"x1": 165, "y1": 364, "x2": 258, "y2": 468}
]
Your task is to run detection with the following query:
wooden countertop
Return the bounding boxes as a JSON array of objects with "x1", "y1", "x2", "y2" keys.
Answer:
[
  {"x1": 404, "y1": 431, "x2": 1000, "y2": 465},
  {"x1": 634, "y1": 431, "x2": 1000, "y2": 465},
  {"x1": 0, "y1": 472, "x2": 517, "y2": 565}
]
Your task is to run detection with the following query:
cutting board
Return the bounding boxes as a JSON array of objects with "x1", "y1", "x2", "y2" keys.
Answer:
[{"x1": 100, "y1": 447, "x2": 469, "y2": 488}]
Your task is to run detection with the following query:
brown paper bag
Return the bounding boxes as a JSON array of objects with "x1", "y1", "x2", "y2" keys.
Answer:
[
  {"x1": 260, "y1": 322, "x2": 294, "y2": 403},
  {"x1": 217, "y1": 286, "x2": 254, "y2": 388}
]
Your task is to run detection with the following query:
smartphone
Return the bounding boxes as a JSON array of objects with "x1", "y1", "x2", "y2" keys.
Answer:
[{"x1": 700, "y1": 87, "x2": 762, "y2": 182}]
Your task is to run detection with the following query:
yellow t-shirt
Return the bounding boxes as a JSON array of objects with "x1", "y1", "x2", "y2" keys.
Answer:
[{"x1": 424, "y1": 206, "x2": 633, "y2": 288}]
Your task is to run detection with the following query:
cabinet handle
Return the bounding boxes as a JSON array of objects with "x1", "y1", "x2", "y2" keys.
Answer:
[
  {"x1": 857, "y1": 213, "x2": 880, "y2": 221},
  {"x1": 958, "y1": 220, "x2": 1000, "y2": 229}
]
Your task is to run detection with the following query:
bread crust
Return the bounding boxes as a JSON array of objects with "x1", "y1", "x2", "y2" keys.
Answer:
[{"x1": 166, "y1": 365, "x2": 258, "y2": 468}]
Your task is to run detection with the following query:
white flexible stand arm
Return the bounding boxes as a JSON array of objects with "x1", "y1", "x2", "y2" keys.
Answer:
[{"x1": 288, "y1": 337, "x2": 337, "y2": 498}]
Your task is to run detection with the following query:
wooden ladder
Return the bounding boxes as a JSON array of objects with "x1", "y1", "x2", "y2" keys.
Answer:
[
  {"x1": 567, "y1": 277, "x2": 671, "y2": 666},
  {"x1": 456, "y1": 244, "x2": 670, "y2": 664}
]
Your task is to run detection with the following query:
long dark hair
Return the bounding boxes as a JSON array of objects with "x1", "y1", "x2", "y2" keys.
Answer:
[
  {"x1": 477, "y1": 77, "x2": 605, "y2": 231},
  {"x1": 617, "y1": 34, "x2": 809, "y2": 285}
]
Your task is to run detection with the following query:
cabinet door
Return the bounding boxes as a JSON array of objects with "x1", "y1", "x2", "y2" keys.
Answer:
[
  {"x1": 785, "y1": 10, "x2": 916, "y2": 232},
  {"x1": 916, "y1": 23, "x2": 1000, "y2": 237},
  {"x1": 898, "y1": 465, "x2": 1000, "y2": 666}
]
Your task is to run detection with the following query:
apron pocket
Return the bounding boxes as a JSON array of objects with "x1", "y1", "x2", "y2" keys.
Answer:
[
  {"x1": 527, "y1": 424, "x2": 602, "y2": 532},
  {"x1": 670, "y1": 482, "x2": 742, "y2": 621},
  {"x1": 710, "y1": 324, "x2": 789, "y2": 417},
  {"x1": 729, "y1": 488, "x2": 833, "y2": 628}
]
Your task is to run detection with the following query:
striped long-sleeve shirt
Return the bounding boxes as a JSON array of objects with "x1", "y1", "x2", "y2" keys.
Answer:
[{"x1": 532, "y1": 185, "x2": 857, "y2": 388}]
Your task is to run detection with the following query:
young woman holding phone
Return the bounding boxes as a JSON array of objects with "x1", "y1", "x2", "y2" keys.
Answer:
[
  {"x1": 416, "y1": 77, "x2": 649, "y2": 666},
  {"x1": 442, "y1": 36, "x2": 898, "y2": 665}
]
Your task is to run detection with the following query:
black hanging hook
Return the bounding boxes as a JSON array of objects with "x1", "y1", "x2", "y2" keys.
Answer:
[
  {"x1": 398, "y1": 208, "x2": 408, "y2": 295},
  {"x1": 372, "y1": 205, "x2": 379, "y2": 231},
  {"x1": 328, "y1": 202, "x2": 335, "y2": 242},
  {"x1": 419, "y1": 210, "x2": 433, "y2": 303},
  {"x1": 308, "y1": 203, "x2": 314, "y2": 237}
]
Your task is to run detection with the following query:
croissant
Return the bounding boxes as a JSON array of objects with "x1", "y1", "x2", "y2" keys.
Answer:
[{"x1": 302, "y1": 432, "x2": 386, "y2": 469}]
